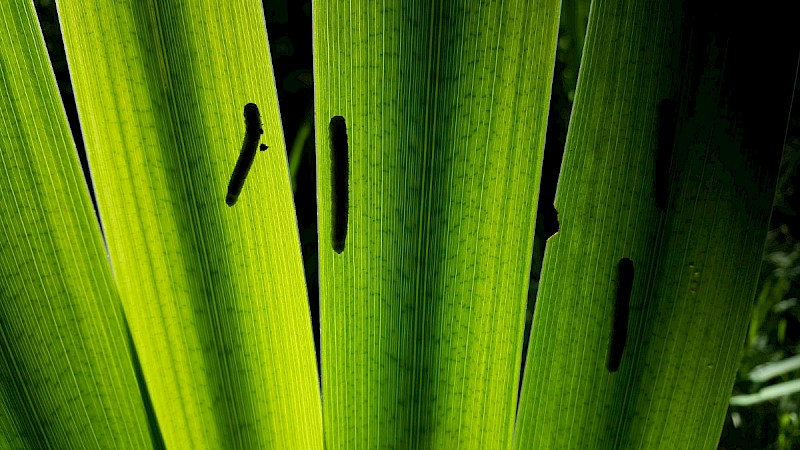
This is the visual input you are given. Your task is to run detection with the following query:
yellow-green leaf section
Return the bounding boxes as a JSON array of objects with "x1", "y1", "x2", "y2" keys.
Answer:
[
  {"x1": 314, "y1": 1, "x2": 561, "y2": 448},
  {"x1": 57, "y1": 1, "x2": 322, "y2": 448},
  {"x1": 514, "y1": 1, "x2": 796, "y2": 448},
  {"x1": 0, "y1": 2, "x2": 152, "y2": 448}
]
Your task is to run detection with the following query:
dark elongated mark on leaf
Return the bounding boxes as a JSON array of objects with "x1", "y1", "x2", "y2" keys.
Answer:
[
  {"x1": 226, "y1": 103, "x2": 268, "y2": 206},
  {"x1": 656, "y1": 99, "x2": 677, "y2": 210},
  {"x1": 608, "y1": 257, "x2": 634, "y2": 373},
  {"x1": 329, "y1": 116, "x2": 349, "y2": 254}
]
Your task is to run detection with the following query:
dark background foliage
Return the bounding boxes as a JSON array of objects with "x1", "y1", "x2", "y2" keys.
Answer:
[{"x1": 32, "y1": 0, "x2": 799, "y2": 447}]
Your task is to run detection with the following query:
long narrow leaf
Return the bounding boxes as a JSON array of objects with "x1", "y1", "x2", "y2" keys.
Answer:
[
  {"x1": 514, "y1": 1, "x2": 798, "y2": 448},
  {"x1": 57, "y1": 2, "x2": 322, "y2": 448},
  {"x1": 0, "y1": 2, "x2": 152, "y2": 448}
]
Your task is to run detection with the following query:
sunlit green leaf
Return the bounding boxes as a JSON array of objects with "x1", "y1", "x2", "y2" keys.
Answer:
[
  {"x1": 314, "y1": 1, "x2": 560, "y2": 448},
  {"x1": 57, "y1": 2, "x2": 322, "y2": 448},
  {"x1": 0, "y1": 3, "x2": 152, "y2": 448}
]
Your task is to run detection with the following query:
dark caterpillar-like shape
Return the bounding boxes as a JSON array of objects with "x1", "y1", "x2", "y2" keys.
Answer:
[
  {"x1": 226, "y1": 103, "x2": 268, "y2": 206},
  {"x1": 329, "y1": 116, "x2": 349, "y2": 254},
  {"x1": 608, "y1": 257, "x2": 634, "y2": 372}
]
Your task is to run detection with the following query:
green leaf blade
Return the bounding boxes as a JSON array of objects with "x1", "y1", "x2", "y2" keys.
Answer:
[
  {"x1": 514, "y1": 1, "x2": 798, "y2": 448},
  {"x1": 58, "y1": 2, "x2": 322, "y2": 448},
  {"x1": 0, "y1": 2, "x2": 153, "y2": 448},
  {"x1": 314, "y1": 1, "x2": 561, "y2": 448}
]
